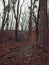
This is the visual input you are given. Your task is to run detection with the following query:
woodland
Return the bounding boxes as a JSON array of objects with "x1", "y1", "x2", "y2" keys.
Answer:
[{"x1": 0, "y1": 0, "x2": 49, "y2": 65}]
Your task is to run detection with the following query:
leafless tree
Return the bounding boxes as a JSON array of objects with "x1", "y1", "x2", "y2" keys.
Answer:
[
  {"x1": 28, "y1": 0, "x2": 38, "y2": 40},
  {"x1": 12, "y1": 0, "x2": 19, "y2": 40},
  {"x1": 12, "y1": 0, "x2": 25, "y2": 40},
  {"x1": 0, "y1": 0, "x2": 10, "y2": 43},
  {"x1": 38, "y1": 0, "x2": 49, "y2": 52},
  {"x1": 19, "y1": 0, "x2": 25, "y2": 22},
  {"x1": 28, "y1": 0, "x2": 32, "y2": 38},
  {"x1": 0, "y1": 0, "x2": 7, "y2": 43}
]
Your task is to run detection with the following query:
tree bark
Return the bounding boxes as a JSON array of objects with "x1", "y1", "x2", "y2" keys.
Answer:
[
  {"x1": 38, "y1": 0, "x2": 49, "y2": 52},
  {"x1": 15, "y1": 0, "x2": 19, "y2": 40},
  {"x1": 12, "y1": 0, "x2": 19, "y2": 40},
  {"x1": 28, "y1": 0, "x2": 32, "y2": 37}
]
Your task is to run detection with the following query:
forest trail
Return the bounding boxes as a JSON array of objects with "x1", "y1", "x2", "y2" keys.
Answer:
[
  {"x1": 0, "y1": 31, "x2": 49, "y2": 65},
  {"x1": 0, "y1": 43, "x2": 49, "y2": 65}
]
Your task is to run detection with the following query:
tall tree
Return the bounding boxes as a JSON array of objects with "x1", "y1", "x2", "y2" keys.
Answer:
[
  {"x1": 38, "y1": 0, "x2": 49, "y2": 52},
  {"x1": 0, "y1": 0, "x2": 7, "y2": 43},
  {"x1": 15, "y1": 0, "x2": 19, "y2": 40},
  {"x1": 28, "y1": 0, "x2": 32, "y2": 38},
  {"x1": 0, "y1": 0, "x2": 10, "y2": 43},
  {"x1": 12, "y1": 0, "x2": 19, "y2": 40}
]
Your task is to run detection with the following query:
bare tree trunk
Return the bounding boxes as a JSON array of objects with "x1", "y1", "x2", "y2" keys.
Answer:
[
  {"x1": 0, "y1": 0, "x2": 10, "y2": 44},
  {"x1": 13, "y1": 0, "x2": 19, "y2": 40},
  {"x1": 0, "y1": 0, "x2": 6, "y2": 44},
  {"x1": 38, "y1": 0, "x2": 48, "y2": 52},
  {"x1": 15, "y1": 0, "x2": 19, "y2": 40},
  {"x1": 28, "y1": 0, "x2": 32, "y2": 38},
  {"x1": 32, "y1": 0, "x2": 39, "y2": 41}
]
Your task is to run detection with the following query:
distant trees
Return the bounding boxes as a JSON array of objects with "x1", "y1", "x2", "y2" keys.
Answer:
[
  {"x1": 0, "y1": 0, "x2": 25, "y2": 42},
  {"x1": 12, "y1": 0, "x2": 25, "y2": 40},
  {"x1": 28, "y1": 0, "x2": 39, "y2": 40},
  {"x1": 0, "y1": 0, "x2": 48, "y2": 46},
  {"x1": 0, "y1": 0, "x2": 10, "y2": 43}
]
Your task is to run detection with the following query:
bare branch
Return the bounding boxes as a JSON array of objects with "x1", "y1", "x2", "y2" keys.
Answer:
[
  {"x1": 19, "y1": 0, "x2": 25, "y2": 22},
  {"x1": 3, "y1": 0, "x2": 5, "y2": 7},
  {"x1": 12, "y1": 0, "x2": 17, "y2": 19}
]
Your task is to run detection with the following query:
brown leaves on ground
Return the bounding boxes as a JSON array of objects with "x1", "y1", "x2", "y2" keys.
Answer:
[{"x1": 0, "y1": 31, "x2": 49, "y2": 65}]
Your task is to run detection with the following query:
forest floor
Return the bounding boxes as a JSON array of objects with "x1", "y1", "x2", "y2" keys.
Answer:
[{"x1": 0, "y1": 31, "x2": 49, "y2": 65}]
